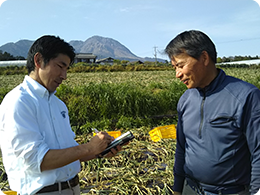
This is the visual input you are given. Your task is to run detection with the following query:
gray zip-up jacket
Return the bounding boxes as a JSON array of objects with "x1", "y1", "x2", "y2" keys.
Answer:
[{"x1": 173, "y1": 69, "x2": 260, "y2": 194}]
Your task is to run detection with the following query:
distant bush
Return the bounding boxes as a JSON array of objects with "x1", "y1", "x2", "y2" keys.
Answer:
[
  {"x1": 0, "y1": 66, "x2": 27, "y2": 75},
  {"x1": 56, "y1": 81, "x2": 184, "y2": 134},
  {"x1": 2, "y1": 62, "x2": 259, "y2": 75},
  {"x1": 0, "y1": 87, "x2": 12, "y2": 103},
  {"x1": 67, "y1": 63, "x2": 173, "y2": 73}
]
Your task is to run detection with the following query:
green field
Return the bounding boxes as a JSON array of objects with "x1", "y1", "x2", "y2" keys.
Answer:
[
  {"x1": 1, "y1": 68, "x2": 260, "y2": 194},
  {"x1": 1, "y1": 68, "x2": 259, "y2": 93}
]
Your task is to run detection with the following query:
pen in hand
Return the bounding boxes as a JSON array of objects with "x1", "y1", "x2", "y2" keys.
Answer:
[
  {"x1": 92, "y1": 128, "x2": 99, "y2": 133},
  {"x1": 92, "y1": 128, "x2": 115, "y2": 143}
]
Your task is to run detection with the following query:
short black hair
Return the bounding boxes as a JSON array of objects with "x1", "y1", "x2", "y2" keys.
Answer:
[
  {"x1": 165, "y1": 30, "x2": 217, "y2": 63},
  {"x1": 26, "y1": 35, "x2": 75, "y2": 74}
]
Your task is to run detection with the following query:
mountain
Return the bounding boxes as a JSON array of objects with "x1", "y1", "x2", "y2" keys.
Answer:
[
  {"x1": 0, "y1": 40, "x2": 34, "y2": 58},
  {"x1": 71, "y1": 36, "x2": 142, "y2": 61},
  {"x1": 0, "y1": 36, "x2": 164, "y2": 62}
]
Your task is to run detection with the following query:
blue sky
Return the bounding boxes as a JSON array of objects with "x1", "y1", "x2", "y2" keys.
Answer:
[{"x1": 0, "y1": 0, "x2": 260, "y2": 60}]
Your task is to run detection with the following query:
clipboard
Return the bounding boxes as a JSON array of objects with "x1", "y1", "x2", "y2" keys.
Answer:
[{"x1": 98, "y1": 131, "x2": 135, "y2": 157}]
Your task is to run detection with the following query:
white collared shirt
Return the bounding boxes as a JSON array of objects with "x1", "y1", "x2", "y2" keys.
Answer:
[{"x1": 0, "y1": 76, "x2": 81, "y2": 195}]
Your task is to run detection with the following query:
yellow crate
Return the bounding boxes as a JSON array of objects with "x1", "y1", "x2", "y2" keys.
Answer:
[
  {"x1": 2, "y1": 191, "x2": 17, "y2": 195},
  {"x1": 93, "y1": 131, "x2": 121, "y2": 138},
  {"x1": 149, "y1": 124, "x2": 176, "y2": 142}
]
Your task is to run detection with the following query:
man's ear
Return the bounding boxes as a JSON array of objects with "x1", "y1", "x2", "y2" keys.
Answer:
[
  {"x1": 200, "y1": 51, "x2": 210, "y2": 66},
  {"x1": 34, "y1": 52, "x2": 43, "y2": 69}
]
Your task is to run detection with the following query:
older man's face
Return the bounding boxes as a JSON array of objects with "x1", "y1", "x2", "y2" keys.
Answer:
[{"x1": 171, "y1": 52, "x2": 209, "y2": 89}]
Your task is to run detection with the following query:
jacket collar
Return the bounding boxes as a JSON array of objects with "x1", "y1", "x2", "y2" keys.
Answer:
[{"x1": 197, "y1": 68, "x2": 226, "y2": 96}]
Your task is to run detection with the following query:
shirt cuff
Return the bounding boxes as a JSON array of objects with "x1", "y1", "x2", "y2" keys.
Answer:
[{"x1": 172, "y1": 174, "x2": 185, "y2": 192}]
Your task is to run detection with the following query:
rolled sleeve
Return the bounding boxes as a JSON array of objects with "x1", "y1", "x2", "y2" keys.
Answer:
[{"x1": 5, "y1": 95, "x2": 50, "y2": 174}]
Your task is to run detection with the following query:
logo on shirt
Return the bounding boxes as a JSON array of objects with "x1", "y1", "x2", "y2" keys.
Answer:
[{"x1": 61, "y1": 111, "x2": 66, "y2": 118}]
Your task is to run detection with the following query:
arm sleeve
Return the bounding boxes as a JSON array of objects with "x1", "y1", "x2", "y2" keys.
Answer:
[
  {"x1": 5, "y1": 96, "x2": 50, "y2": 174},
  {"x1": 243, "y1": 89, "x2": 260, "y2": 194},
  {"x1": 172, "y1": 104, "x2": 186, "y2": 192}
]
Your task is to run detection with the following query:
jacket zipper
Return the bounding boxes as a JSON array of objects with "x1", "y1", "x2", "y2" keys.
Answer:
[{"x1": 199, "y1": 90, "x2": 206, "y2": 138}]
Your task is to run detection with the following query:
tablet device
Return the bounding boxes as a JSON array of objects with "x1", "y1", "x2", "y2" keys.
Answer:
[{"x1": 98, "y1": 131, "x2": 135, "y2": 157}]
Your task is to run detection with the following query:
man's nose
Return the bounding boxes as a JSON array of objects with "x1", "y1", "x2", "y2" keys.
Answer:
[
  {"x1": 61, "y1": 70, "x2": 67, "y2": 80},
  {"x1": 175, "y1": 69, "x2": 182, "y2": 78}
]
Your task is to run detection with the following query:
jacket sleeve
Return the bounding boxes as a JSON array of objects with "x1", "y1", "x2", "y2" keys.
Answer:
[
  {"x1": 172, "y1": 99, "x2": 186, "y2": 192},
  {"x1": 243, "y1": 88, "x2": 260, "y2": 194}
]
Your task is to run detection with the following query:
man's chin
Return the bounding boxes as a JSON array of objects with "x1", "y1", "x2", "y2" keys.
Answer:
[
  {"x1": 186, "y1": 85, "x2": 196, "y2": 89},
  {"x1": 48, "y1": 87, "x2": 57, "y2": 93}
]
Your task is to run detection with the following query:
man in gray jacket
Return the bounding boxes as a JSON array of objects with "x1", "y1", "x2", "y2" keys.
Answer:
[{"x1": 165, "y1": 30, "x2": 260, "y2": 195}]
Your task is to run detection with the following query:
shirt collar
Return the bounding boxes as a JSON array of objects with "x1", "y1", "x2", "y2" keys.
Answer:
[{"x1": 24, "y1": 75, "x2": 56, "y2": 98}]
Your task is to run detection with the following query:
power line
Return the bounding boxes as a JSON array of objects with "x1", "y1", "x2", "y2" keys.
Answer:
[{"x1": 217, "y1": 37, "x2": 260, "y2": 44}]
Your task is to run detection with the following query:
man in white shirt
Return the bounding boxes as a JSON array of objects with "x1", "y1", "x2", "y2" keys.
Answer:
[{"x1": 0, "y1": 35, "x2": 120, "y2": 195}]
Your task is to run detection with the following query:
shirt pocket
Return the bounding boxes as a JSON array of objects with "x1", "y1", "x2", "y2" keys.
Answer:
[
  {"x1": 207, "y1": 114, "x2": 243, "y2": 162},
  {"x1": 208, "y1": 114, "x2": 240, "y2": 133},
  {"x1": 210, "y1": 115, "x2": 236, "y2": 125}
]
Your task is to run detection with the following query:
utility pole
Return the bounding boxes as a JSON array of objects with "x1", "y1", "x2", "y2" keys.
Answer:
[{"x1": 153, "y1": 46, "x2": 158, "y2": 65}]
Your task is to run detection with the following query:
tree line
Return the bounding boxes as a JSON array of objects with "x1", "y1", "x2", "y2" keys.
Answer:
[
  {"x1": 217, "y1": 55, "x2": 260, "y2": 63},
  {"x1": 0, "y1": 50, "x2": 25, "y2": 61}
]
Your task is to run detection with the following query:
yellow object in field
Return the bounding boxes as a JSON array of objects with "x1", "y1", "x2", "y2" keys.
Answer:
[
  {"x1": 2, "y1": 191, "x2": 17, "y2": 195},
  {"x1": 93, "y1": 131, "x2": 121, "y2": 138},
  {"x1": 149, "y1": 124, "x2": 176, "y2": 142}
]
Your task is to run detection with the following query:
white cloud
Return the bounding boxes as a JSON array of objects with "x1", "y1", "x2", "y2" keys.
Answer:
[
  {"x1": 253, "y1": 0, "x2": 260, "y2": 7},
  {"x1": 119, "y1": 8, "x2": 130, "y2": 13},
  {"x1": 0, "y1": 0, "x2": 6, "y2": 7}
]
